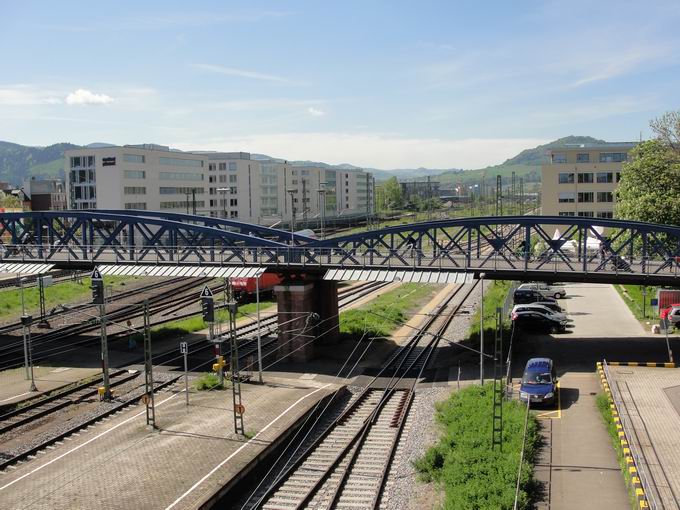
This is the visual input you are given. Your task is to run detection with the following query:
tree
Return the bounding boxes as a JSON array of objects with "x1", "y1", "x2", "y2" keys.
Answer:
[
  {"x1": 382, "y1": 176, "x2": 403, "y2": 210},
  {"x1": 650, "y1": 109, "x2": 680, "y2": 152},
  {"x1": 0, "y1": 192, "x2": 22, "y2": 209},
  {"x1": 615, "y1": 139, "x2": 680, "y2": 226}
]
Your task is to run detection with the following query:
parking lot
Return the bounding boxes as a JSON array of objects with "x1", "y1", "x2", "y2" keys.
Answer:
[{"x1": 512, "y1": 282, "x2": 678, "y2": 510}]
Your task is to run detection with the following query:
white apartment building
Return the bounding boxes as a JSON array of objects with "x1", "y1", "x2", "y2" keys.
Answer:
[{"x1": 64, "y1": 144, "x2": 374, "y2": 227}]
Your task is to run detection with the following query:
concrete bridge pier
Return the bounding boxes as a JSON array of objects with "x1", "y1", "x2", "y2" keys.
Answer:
[{"x1": 274, "y1": 278, "x2": 339, "y2": 362}]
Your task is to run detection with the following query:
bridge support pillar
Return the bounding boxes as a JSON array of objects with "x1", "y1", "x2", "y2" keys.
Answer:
[{"x1": 274, "y1": 279, "x2": 339, "y2": 362}]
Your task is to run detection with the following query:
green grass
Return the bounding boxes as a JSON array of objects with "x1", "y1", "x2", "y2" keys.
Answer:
[
  {"x1": 467, "y1": 280, "x2": 513, "y2": 348},
  {"x1": 0, "y1": 276, "x2": 137, "y2": 320},
  {"x1": 414, "y1": 384, "x2": 539, "y2": 509},
  {"x1": 339, "y1": 283, "x2": 440, "y2": 339},
  {"x1": 615, "y1": 285, "x2": 657, "y2": 321},
  {"x1": 194, "y1": 372, "x2": 225, "y2": 391},
  {"x1": 595, "y1": 394, "x2": 637, "y2": 509}
]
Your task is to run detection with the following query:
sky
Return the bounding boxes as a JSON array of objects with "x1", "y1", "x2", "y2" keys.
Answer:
[{"x1": 1, "y1": 0, "x2": 680, "y2": 169}]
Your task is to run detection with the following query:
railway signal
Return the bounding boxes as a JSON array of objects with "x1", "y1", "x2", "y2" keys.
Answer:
[
  {"x1": 201, "y1": 285, "x2": 215, "y2": 323},
  {"x1": 92, "y1": 267, "x2": 111, "y2": 401}
]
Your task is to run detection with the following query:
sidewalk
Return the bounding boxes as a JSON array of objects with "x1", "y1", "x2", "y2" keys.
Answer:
[{"x1": 0, "y1": 376, "x2": 341, "y2": 510}]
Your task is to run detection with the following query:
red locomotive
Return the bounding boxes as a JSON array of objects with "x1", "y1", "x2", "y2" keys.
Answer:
[{"x1": 230, "y1": 273, "x2": 283, "y2": 303}]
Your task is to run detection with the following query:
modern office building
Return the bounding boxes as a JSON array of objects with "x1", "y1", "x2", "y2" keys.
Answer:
[
  {"x1": 541, "y1": 142, "x2": 637, "y2": 219},
  {"x1": 64, "y1": 144, "x2": 374, "y2": 227}
]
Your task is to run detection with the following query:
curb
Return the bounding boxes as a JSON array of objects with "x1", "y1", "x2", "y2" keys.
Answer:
[
  {"x1": 597, "y1": 362, "x2": 649, "y2": 509},
  {"x1": 608, "y1": 361, "x2": 675, "y2": 368}
]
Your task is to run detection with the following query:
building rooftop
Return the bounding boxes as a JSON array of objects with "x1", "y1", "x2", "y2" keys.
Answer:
[{"x1": 549, "y1": 142, "x2": 638, "y2": 152}]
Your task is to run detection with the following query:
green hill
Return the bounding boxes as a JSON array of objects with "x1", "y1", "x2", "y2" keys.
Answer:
[{"x1": 0, "y1": 141, "x2": 77, "y2": 185}]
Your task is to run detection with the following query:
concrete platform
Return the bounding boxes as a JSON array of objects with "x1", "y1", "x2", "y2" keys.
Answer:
[
  {"x1": 606, "y1": 364, "x2": 680, "y2": 508},
  {"x1": 0, "y1": 376, "x2": 341, "y2": 510},
  {"x1": 0, "y1": 366, "x2": 100, "y2": 406}
]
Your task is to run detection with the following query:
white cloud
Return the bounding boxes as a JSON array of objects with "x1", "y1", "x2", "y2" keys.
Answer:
[
  {"x1": 173, "y1": 133, "x2": 549, "y2": 170},
  {"x1": 307, "y1": 107, "x2": 325, "y2": 117},
  {"x1": 190, "y1": 64, "x2": 300, "y2": 85},
  {"x1": 65, "y1": 89, "x2": 113, "y2": 105}
]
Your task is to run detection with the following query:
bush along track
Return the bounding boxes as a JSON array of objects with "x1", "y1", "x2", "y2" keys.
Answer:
[{"x1": 414, "y1": 384, "x2": 539, "y2": 510}]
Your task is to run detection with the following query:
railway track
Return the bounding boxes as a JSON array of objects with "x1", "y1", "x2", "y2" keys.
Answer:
[
  {"x1": 247, "y1": 280, "x2": 479, "y2": 510},
  {"x1": 0, "y1": 280, "x2": 393, "y2": 471}
]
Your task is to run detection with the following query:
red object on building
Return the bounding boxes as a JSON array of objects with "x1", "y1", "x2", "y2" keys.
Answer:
[{"x1": 231, "y1": 273, "x2": 283, "y2": 302}]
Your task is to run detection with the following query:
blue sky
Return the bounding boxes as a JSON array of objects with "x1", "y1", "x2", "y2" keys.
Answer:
[{"x1": 1, "y1": 0, "x2": 679, "y2": 169}]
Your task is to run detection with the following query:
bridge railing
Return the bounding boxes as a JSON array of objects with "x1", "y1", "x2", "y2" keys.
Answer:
[{"x1": 1, "y1": 244, "x2": 679, "y2": 279}]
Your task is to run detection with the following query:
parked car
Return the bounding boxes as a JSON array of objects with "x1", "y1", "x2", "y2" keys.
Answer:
[
  {"x1": 518, "y1": 282, "x2": 567, "y2": 299},
  {"x1": 511, "y1": 304, "x2": 568, "y2": 322},
  {"x1": 660, "y1": 303, "x2": 680, "y2": 320},
  {"x1": 520, "y1": 358, "x2": 558, "y2": 406},
  {"x1": 661, "y1": 304, "x2": 680, "y2": 327},
  {"x1": 511, "y1": 309, "x2": 568, "y2": 333},
  {"x1": 513, "y1": 289, "x2": 558, "y2": 305},
  {"x1": 532, "y1": 301, "x2": 564, "y2": 314}
]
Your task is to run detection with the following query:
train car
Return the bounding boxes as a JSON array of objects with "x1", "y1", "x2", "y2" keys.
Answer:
[{"x1": 231, "y1": 273, "x2": 283, "y2": 302}]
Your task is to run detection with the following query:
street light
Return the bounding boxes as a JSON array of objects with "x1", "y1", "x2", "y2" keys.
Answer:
[
  {"x1": 317, "y1": 181, "x2": 327, "y2": 239},
  {"x1": 217, "y1": 187, "x2": 231, "y2": 219},
  {"x1": 287, "y1": 188, "x2": 297, "y2": 244}
]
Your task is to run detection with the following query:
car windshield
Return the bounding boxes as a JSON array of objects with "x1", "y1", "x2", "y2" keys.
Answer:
[{"x1": 522, "y1": 370, "x2": 552, "y2": 385}]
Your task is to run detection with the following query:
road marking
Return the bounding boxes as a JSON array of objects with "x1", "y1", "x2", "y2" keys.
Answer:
[
  {"x1": 164, "y1": 383, "x2": 332, "y2": 510},
  {"x1": 0, "y1": 391, "x2": 33, "y2": 403},
  {"x1": 535, "y1": 382, "x2": 562, "y2": 420},
  {"x1": 0, "y1": 392, "x2": 180, "y2": 492}
]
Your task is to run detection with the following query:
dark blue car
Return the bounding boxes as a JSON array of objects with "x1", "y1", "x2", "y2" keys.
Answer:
[{"x1": 519, "y1": 358, "x2": 557, "y2": 406}]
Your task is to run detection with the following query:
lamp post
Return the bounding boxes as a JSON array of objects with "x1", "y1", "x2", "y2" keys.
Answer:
[
  {"x1": 287, "y1": 188, "x2": 297, "y2": 244},
  {"x1": 317, "y1": 181, "x2": 327, "y2": 239}
]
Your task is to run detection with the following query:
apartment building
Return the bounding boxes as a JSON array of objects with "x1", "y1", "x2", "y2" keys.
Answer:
[
  {"x1": 64, "y1": 144, "x2": 373, "y2": 226},
  {"x1": 541, "y1": 142, "x2": 637, "y2": 219},
  {"x1": 22, "y1": 177, "x2": 67, "y2": 211}
]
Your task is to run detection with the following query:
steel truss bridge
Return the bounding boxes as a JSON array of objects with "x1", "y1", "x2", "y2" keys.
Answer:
[{"x1": 1, "y1": 210, "x2": 680, "y2": 285}]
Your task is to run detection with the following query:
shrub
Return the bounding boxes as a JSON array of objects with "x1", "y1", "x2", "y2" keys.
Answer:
[{"x1": 194, "y1": 372, "x2": 224, "y2": 391}]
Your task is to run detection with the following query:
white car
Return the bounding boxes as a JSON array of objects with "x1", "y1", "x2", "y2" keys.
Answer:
[
  {"x1": 518, "y1": 282, "x2": 567, "y2": 299},
  {"x1": 511, "y1": 304, "x2": 568, "y2": 322}
]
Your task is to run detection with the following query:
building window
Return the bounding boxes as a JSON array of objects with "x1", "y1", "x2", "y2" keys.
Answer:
[
  {"x1": 576, "y1": 153, "x2": 590, "y2": 163},
  {"x1": 552, "y1": 153, "x2": 567, "y2": 163},
  {"x1": 124, "y1": 202, "x2": 147, "y2": 210},
  {"x1": 596, "y1": 172, "x2": 613, "y2": 183},
  {"x1": 230, "y1": 199, "x2": 237, "y2": 206},
  {"x1": 616, "y1": 172, "x2": 622, "y2": 182},
  {"x1": 159, "y1": 187, "x2": 205, "y2": 194},
  {"x1": 209, "y1": 199, "x2": 216, "y2": 207},
  {"x1": 123, "y1": 154, "x2": 145, "y2": 164},
  {"x1": 558, "y1": 211, "x2": 576, "y2": 216},
  {"x1": 159, "y1": 172, "x2": 204, "y2": 181},
  {"x1": 124, "y1": 186, "x2": 146, "y2": 195},
  {"x1": 230, "y1": 210, "x2": 238, "y2": 218},
  {"x1": 597, "y1": 211, "x2": 614, "y2": 219},
  {"x1": 160, "y1": 200, "x2": 205, "y2": 209},
  {"x1": 230, "y1": 187, "x2": 237, "y2": 195},
  {"x1": 159, "y1": 156, "x2": 204, "y2": 167},
  {"x1": 599, "y1": 152, "x2": 627, "y2": 163},
  {"x1": 70, "y1": 156, "x2": 95, "y2": 168},
  {"x1": 558, "y1": 173, "x2": 574, "y2": 184},
  {"x1": 219, "y1": 175, "x2": 227, "y2": 183},
  {"x1": 124, "y1": 170, "x2": 146, "y2": 179},
  {"x1": 597, "y1": 192, "x2": 613, "y2": 203},
  {"x1": 229, "y1": 175, "x2": 237, "y2": 183},
  {"x1": 218, "y1": 162, "x2": 227, "y2": 171},
  {"x1": 558, "y1": 192, "x2": 575, "y2": 203},
  {"x1": 209, "y1": 175, "x2": 216, "y2": 183},
  {"x1": 578, "y1": 192, "x2": 594, "y2": 203},
  {"x1": 577, "y1": 173, "x2": 593, "y2": 184},
  {"x1": 229, "y1": 162, "x2": 237, "y2": 171},
  {"x1": 209, "y1": 163, "x2": 216, "y2": 171},
  {"x1": 577, "y1": 211, "x2": 594, "y2": 217}
]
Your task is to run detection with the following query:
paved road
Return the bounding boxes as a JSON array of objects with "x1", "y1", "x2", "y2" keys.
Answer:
[{"x1": 516, "y1": 283, "x2": 649, "y2": 510}]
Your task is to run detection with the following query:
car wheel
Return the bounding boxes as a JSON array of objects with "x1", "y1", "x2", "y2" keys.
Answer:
[{"x1": 554, "y1": 292, "x2": 562, "y2": 299}]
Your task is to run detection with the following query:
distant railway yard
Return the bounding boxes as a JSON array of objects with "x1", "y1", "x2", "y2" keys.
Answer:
[{"x1": 0, "y1": 269, "x2": 679, "y2": 510}]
